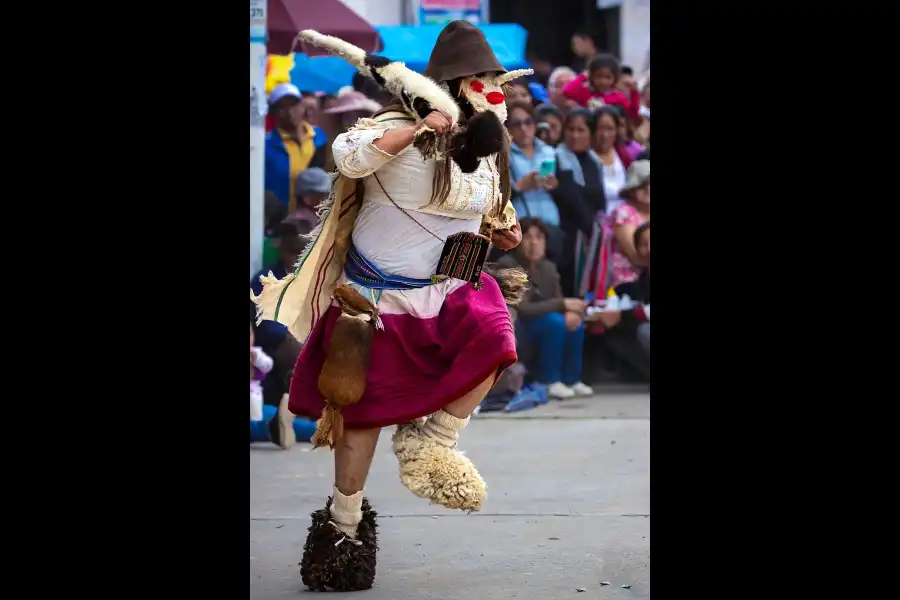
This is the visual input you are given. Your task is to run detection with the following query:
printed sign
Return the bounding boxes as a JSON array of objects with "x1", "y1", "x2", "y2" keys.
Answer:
[
  {"x1": 250, "y1": 0, "x2": 267, "y2": 44},
  {"x1": 417, "y1": 0, "x2": 484, "y2": 25}
]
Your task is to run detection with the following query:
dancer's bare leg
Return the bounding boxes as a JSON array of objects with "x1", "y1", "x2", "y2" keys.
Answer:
[
  {"x1": 301, "y1": 427, "x2": 382, "y2": 593},
  {"x1": 393, "y1": 373, "x2": 498, "y2": 512},
  {"x1": 444, "y1": 375, "x2": 495, "y2": 418},
  {"x1": 330, "y1": 427, "x2": 381, "y2": 537}
]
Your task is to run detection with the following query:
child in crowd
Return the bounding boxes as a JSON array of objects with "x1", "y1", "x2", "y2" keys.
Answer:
[
  {"x1": 563, "y1": 54, "x2": 641, "y2": 123},
  {"x1": 249, "y1": 322, "x2": 318, "y2": 448},
  {"x1": 250, "y1": 325, "x2": 274, "y2": 421}
]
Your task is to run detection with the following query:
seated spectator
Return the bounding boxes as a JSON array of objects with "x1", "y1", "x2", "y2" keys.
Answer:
[
  {"x1": 636, "y1": 140, "x2": 650, "y2": 162},
  {"x1": 300, "y1": 92, "x2": 323, "y2": 128},
  {"x1": 250, "y1": 323, "x2": 316, "y2": 449},
  {"x1": 614, "y1": 221, "x2": 650, "y2": 353},
  {"x1": 595, "y1": 221, "x2": 650, "y2": 380},
  {"x1": 250, "y1": 323, "x2": 316, "y2": 446},
  {"x1": 264, "y1": 191, "x2": 287, "y2": 237},
  {"x1": 640, "y1": 75, "x2": 651, "y2": 118},
  {"x1": 553, "y1": 108, "x2": 606, "y2": 295},
  {"x1": 497, "y1": 218, "x2": 594, "y2": 399},
  {"x1": 320, "y1": 91, "x2": 382, "y2": 171},
  {"x1": 528, "y1": 54, "x2": 553, "y2": 87},
  {"x1": 320, "y1": 93, "x2": 338, "y2": 112},
  {"x1": 535, "y1": 104, "x2": 564, "y2": 147},
  {"x1": 263, "y1": 191, "x2": 288, "y2": 266},
  {"x1": 506, "y1": 81, "x2": 533, "y2": 105},
  {"x1": 606, "y1": 160, "x2": 650, "y2": 290},
  {"x1": 250, "y1": 324, "x2": 273, "y2": 422},
  {"x1": 507, "y1": 101, "x2": 564, "y2": 261},
  {"x1": 249, "y1": 220, "x2": 313, "y2": 448},
  {"x1": 250, "y1": 405, "x2": 317, "y2": 447},
  {"x1": 286, "y1": 167, "x2": 331, "y2": 235},
  {"x1": 617, "y1": 65, "x2": 637, "y2": 95},
  {"x1": 548, "y1": 66, "x2": 578, "y2": 112},
  {"x1": 613, "y1": 221, "x2": 650, "y2": 303},
  {"x1": 593, "y1": 106, "x2": 633, "y2": 212},
  {"x1": 264, "y1": 83, "x2": 328, "y2": 209},
  {"x1": 616, "y1": 107, "x2": 645, "y2": 161}
]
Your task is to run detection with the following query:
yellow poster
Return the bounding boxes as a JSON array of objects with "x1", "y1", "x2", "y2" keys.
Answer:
[{"x1": 265, "y1": 54, "x2": 295, "y2": 95}]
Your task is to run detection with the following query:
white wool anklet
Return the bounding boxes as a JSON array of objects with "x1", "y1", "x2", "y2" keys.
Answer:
[
  {"x1": 422, "y1": 410, "x2": 470, "y2": 448},
  {"x1": 329, "y1": 486, "x2": 364, "y2": 539}
]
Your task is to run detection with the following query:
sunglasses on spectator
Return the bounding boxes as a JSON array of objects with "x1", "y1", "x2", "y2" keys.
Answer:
[{"x1": 506, "y1": 118, "x2": 535, "y2": 128}]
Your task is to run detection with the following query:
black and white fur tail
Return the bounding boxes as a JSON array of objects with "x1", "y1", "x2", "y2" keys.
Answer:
[{"x1": 295, "y1": 30, "x2": 460, "y2": 125}]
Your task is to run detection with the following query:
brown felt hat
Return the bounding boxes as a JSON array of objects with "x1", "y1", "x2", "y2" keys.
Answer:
[{"x1": 423, "y1": 20, "x2": 506, "y2": 83}]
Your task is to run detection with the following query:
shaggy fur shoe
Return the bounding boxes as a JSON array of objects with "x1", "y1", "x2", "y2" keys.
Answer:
[
  {"x1": 299, "y1": 497, "x2": 378, "y2": 592},
  {"x1": 391, "y1": 421, "x2": 486, "y2": 512}
]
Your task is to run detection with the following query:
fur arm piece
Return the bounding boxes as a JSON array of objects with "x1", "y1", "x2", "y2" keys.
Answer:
[
  {"x1": 362, "y1": 56, "x2": 459, "y2": 124},
  {"x1": 295, "y1": 30, "x2": 366, "y2": 66},
  {"x1": 448, "y1": 110, "x2": 506, "y2": 173},
  {"x1": 296, "y1": 30, "x2": 459, "y2": 125}
]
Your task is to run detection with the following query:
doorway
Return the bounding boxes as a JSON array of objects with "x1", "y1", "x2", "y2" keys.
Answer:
[{"x1": 489, "y1": 0, "x2": 620, "y2": 68}]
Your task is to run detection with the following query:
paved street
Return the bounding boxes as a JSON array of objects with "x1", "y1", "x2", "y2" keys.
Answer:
[{"x1": 250, "y1": 392, "x2": 650, "y2": 600}]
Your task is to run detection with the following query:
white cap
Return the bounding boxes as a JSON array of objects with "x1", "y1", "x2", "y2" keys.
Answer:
[{"x1": 269, "y1": 83, "x2": 301, "y2": 106}]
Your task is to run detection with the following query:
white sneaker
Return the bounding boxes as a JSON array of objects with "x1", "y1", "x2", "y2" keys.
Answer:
[
  {"x1": 570, "y1": 382, "x2": 594, "y2": 396},
  {"x1": 547, "y1": 382, "x2": 575, "y2": 399}
]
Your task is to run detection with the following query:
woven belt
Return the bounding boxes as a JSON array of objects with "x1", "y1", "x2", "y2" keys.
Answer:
[{"x1": 344, "y1": 244, "x2": 435, "y2": 291}]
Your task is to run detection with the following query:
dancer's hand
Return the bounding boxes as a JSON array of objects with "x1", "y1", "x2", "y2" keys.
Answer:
[
  {"x1": 423, "y1": 109, "x2": 454, "y2": 134},
  {"x1": 564, "y1": 311, "x2": 582, "y2": 332},
  {"x1": 492, "y1": 222, "x2": 521, "y2": 249}
]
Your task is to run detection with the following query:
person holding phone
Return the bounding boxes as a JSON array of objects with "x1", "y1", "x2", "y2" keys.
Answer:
[{"x1": 506, "y1": 101, "x2": 564, "y2": 260}]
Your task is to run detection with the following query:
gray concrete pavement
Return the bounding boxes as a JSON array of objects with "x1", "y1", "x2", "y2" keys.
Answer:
[{"x1": 251, "y1": 393, "x2": 650, "y2": 599}]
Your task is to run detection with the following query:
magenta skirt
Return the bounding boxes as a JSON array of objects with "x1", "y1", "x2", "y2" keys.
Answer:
[{"x1": 288, "y1": 273, "x2": 517, "y2": 429}]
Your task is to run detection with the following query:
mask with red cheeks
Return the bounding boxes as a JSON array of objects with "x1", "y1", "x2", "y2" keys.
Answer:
[
  {"x1": 457, "y1": 70, "x2": 532, "y2": 123},
  {"x1": 460, "y1": 76, "x2": 507, "y2": 122}
]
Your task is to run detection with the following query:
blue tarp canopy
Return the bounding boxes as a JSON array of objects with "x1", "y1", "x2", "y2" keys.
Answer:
[
  {"x1": 289, "y1": 54, "x2": 356, "y2": 95},
  {"x1": 375, "y1": 24, "x2": 529, "y2": 73},
  {"x1": 290, "y1": 24, "x2": 529, "y2": 95}
]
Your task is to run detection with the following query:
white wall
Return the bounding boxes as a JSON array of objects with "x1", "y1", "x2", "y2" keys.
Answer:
[
  {"x1": 250, "y1": 0, "x2": 267, "y2": 278},
  {"x1": 619, "y1": 0, "x2": 650, "y2": 75},
  {"x1": 338, "y1": 0, "x2": 405, "y2": 26}
]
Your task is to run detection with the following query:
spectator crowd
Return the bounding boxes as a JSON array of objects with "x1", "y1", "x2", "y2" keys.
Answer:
[{"x1": 251, "y1": 30, "x2": 651, "y2": 442}]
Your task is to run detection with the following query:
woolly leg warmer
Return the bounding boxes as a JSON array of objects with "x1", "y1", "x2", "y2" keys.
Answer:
[{"x1": 391, "y1": 410, "x2": 486, "y2": 512}]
